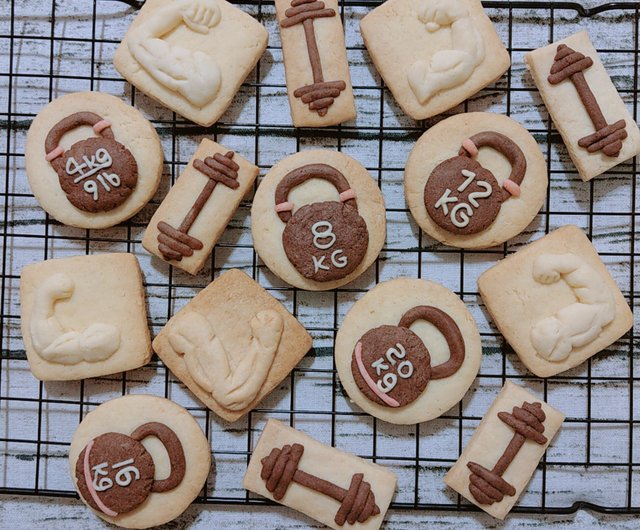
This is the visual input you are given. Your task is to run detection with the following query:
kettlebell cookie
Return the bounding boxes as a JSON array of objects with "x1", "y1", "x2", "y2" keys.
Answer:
[
  {"x1": 243, "y1": 419, "x2": 396, "y2": 530},
  {"x1": 153, "y1": 269, "x2": 312, "y2": 422},
  {"x1": 69, "y1": 394, "x2": 211, "y2": 529},
  {"x1": 335, "y1": 278, "x2": 482, "y2": 425},
  {"x1": 25, "y1": 92, "x2": 163, "y2": 229},
  {"x1": 360, "y1": 0, "x2": 510, "y2": 120},
  {"x1": 114, "y1": 0, "x2": 268, "y2": 127},
  {"x1": 20, "y1": 253, "x2": 152, "y2": 381},
  {"x1": 525, "y1": 31, "x2": 640, "y2": 182},
  {"x1": 142, "y1": 139, "x2": 259, "y2": 275},
  {"x1": 405, "y1": 112, "x2": 548, "y2": 249},
  {"x1": 478, "y1": 225, "x2": 633, "y2": 378},
  {"x1": 445, "y1": 382, "x2": 564, "y2": 519},
  {"x1": 251, "y1": 150, "x2": 386, "y2": 291}
]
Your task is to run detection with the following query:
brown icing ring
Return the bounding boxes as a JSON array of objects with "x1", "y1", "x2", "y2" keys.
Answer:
[
  {"x1": 275, "y1": 164, "x2": 358, "y2": 223},
  {"x1": 45, "y1": 111, "x2": 114, "y2": 155},
  {"x1": 260, "y1": 443, "x2": 380, "y2": 526},
  {"x1": 459, "y1": 131, "x2": 527, "y2": 201}
]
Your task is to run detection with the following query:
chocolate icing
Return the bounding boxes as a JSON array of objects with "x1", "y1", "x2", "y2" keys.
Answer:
[
  {"x1": 45, "y1": 112, "x2": 138, "y2": 213},
  {"x1": 75, "y1": 422, "x2": 186, "y2": 516},
  {"x1": 467, "y1": 401, "x2": 547, "y2": 505},
  {"x1": 276, "y1": 164, "x2": 368, "y2": 282},
  {"x1": 157, "y1": 151, "x2": 239, "y2": 262},
  {"x1": 260, "y1": 443, "x2": 380, "y2": 526},
  {"x1": 424, "y1": 131, "x2": 527, "y2": 236},
  {"x1": 548, "y1": 44, "x2": 627, "y2": 157},
  {"x1": 280, "y1": 0, "x2": 346, "y2": 116},
  {"x1": 351, "y1": 306, "x2": 466, "y2": 408}
]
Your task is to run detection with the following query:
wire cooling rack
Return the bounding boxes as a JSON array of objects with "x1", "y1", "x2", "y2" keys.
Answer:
[{"x1": 0, "y1": 0, "x2": 639, "y2": 523}]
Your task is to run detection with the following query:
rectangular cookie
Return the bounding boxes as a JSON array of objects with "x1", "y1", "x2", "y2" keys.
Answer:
[
  {"x1": 114, "y1": 0, "x2": 268, "y2": 127},
  {"x1": 152, "y1": 269, "x2": 312, "y2": 422},
  {"x1": 444, "y1": 382, "x2": 564, "y2": 519},
  {"x1": 525, "y1": 30, "x2": 640, "y2": 181},
  {"x1": 142, "y1": 139, "x2": 259, "y2": 275},
  {"x1": 243, "y1": 419, "x2": 397, "y2": 530},
  {"x1": 275, "y1": 0, "x2": 356, "y2": 127},
  {"x1": 20, "y1": 253, "x2": 152, "y2": 381}
]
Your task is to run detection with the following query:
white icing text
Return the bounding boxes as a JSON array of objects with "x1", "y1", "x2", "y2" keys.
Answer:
[
  {"x1": 91, "y1": 458, "x2": 140, "y2": 492},
  {"x1": 434, "y1": 170, "x2": 492, "y2": 228},
  {"x1": 372, "y1": 343, "x2": 414, "y2": 394}
]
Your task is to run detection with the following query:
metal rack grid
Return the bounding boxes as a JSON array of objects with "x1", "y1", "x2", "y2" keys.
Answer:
[{"x1": 0, "y1": 0, "x2": 639, "y2": 522}]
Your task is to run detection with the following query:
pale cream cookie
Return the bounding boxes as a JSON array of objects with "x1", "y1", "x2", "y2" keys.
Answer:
[
  {"x1": 360, "y1": 0, "x2": 510, "y2": 120},
  {"x1": 20, "y1": 253, "x2": 152, "y2": 381},
  {"x1": 335, "y1": 278, "x2": 482, "y2": 425},
  {"x1": 525, "y1": 30, "x2": 640, "y2": 182},
  {"x1": 275, "y1": 0, "x2": 356, "y2": 127},
  {"x1": 69, "y1": 394, "x2": 211, "y2": 529},
  {"x1": 405, "y1": 112, "x2": 548, "y2": 249},
  {"x1": 478, "y1": 225, "x2": 634, "y2": 378},
  {"x1": 25, "y1": 92, "x2": 163, "y2": 229},
  {"x1": 243, "y1": 419, "x2": 397, "y2": 530},
  {"x1": 114, "y1": 0, "x2": 268, "y2": 127},
  {"x1": 142, "y1": 139, "x2": 259, "y2": 275},
  {"x1": 444, "y1": 382, "x2": 564, "y2": 520},
  {"x1": 152, "y1": 269, "x2": 312, "y2": 422},
  {"x1": 251, "y1": 150, "x2": 386, "y2": 291}
]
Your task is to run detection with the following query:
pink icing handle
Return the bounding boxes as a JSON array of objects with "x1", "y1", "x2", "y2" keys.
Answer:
[
  {"x1": 82, "y1": 440, "x2": 118, "y2": 518},
  {"x1": 275, "y1": 201, "x2": 294, "y2": 213},
  {"x1": 45, "y1": 145, "x2": 65, "y2": 162},
  {"x1": 93, "y1": 119, "x2": 112, "y2": 134},
  {"x1": 355, "y1": 342, "x2": 400, "y2": 408},
  {"x1": 502, "y1": 179, "x2": 521, "y2": 197},
  {"x1": 461, "y1": 138, "x2": 479, "y2": 158},
  {"x1": 339, "y1": 189, "x2": 356, "y2": 202}
]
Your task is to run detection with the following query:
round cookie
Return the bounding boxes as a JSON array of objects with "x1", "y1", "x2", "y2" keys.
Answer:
[
  {"x1": 26, "y1": 92, "x2": 163, "y2": 229},
  {"x1": 251, "y1": 150, "x2": 386, "y2": 291},
  {"x1": 404, "y1": 112, "x2": 548, "y2": 249},
  {"x1": 69, "y1": 395, "x2": 211, "y2": 529},
  {"x1": 335, "y1": 278, "x2": 482, "y2": 425}
]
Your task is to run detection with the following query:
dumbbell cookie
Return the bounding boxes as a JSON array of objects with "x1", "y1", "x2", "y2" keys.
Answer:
[
  {"x1": 143, "y1": 140, "x2": 259, "y2": 274},
  {"x1": 69, "y1": 395, "x2": 211, "y2": 528},
  {"x1": 478, "y1": 225, "x2": 633, "y2": 378},
  {"x1": 20, "y1": 253, "x2": 151, "y2": 381},
  {"x1": 114, "y1": 0, "x2": 268, "y2": 127},
  {"x1": 243, "y1": 419, "x2": 396, "y2": 530},
  {"x1": 275, "y1": 0, "x2": 355, "y2": 127},
  {"x1": 153, "y1": 269, "x2": 312, "y2": 422},
  {"x1": 361, "y1": 0, "x2": 510, "y2": 120},
  {"x1": 405, "y1": 112, "x2": 548, "y2": 249},
  {"x1": 525, "y1": 30, "x2": 640, "y2": 181},
  {"x1": 445, "y1": 382, "x2": 564, "y2": 519},
  {"x1": 251, "y1": 150, "x2": 386, "y2": 291},
  {"x1": 25, "y1": 92, "x2": 163, "y2": 229},
  {"x1": 335, "y1": 278, "x2": 482, "y2": 425}
]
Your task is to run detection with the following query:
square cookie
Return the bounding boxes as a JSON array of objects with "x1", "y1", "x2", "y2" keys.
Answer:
[
  {"x1": 243, "y1": 419, "x2": 397, "y2": 530},
  {"x1": 360, "y1": 0, "x2": 510, "y2": 120},
  {"x1": 20, "y1": 253, "x2": 152, "y2": 381},
  {"x1": 275, "y1": 0, "x2": 356, "y2": 127},
  {"x1": 114, "y1": 0, "x2": 268, "y2": 126},
  {"x1": 142, "y1": 139, "x2": 259, "y2": 275},
  {"x1": 525, "y1": 30, "x2": 640, "y2": 182},
  {"x1": 444, "y1": 382, "x2": 564, "y2": 519},
  {"x1": 478, "y1": 225, "x2": 633, "y2": 377},
  {"x1": 152, "y1": 269, "x2": 312, "y2": 422}
]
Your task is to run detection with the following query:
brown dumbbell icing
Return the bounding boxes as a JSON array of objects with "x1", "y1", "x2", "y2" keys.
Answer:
[
  {"x1": 157, "y1": 151, "x2": 239, "y2": 262},
  {"x1": 548, "y1": 44, "x2": 627, "y2": 157},
  {"x1": 261, "y1": 443, "x2": 381, "y2": 526},
  {"x1": 467, "y1": 401, "x2": 547, "y2": 505}
]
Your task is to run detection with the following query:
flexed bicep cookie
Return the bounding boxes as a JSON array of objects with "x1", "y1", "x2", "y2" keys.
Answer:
[{"x1": 336, "y1": 278, "x2": 482, "y2": 425}]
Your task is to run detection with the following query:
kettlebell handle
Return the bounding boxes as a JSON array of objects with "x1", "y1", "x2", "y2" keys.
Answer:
[
  {"x1": 398, "y1": 306, "x2": 465, "y2": 380},
  {"x1": 44, "y1": 111, "x2": 114, "y2": 162},
  {"x1": 459, "y1": 131, "x2": 527, "y2": 200},
  {"x1": 130, "y1": 422, "x2": 186, "y2": 493},
  {"x1": 274, "y1": 164, "x2": 358, "y2": 223}
]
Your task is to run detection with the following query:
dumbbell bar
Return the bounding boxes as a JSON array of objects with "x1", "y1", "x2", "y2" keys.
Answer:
[
  {"x1": 261, "y1": 443, "x2": 380, "y2": 526},
  {"x1": 157, "y1": 151, "x2": 239, "y2": 261},
  {"x1": 548, "y1": 44, "x2": 627, "y2": 157},
  {"x1": 467, "y1": 401, "x2": 547, "y2": 505}
]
